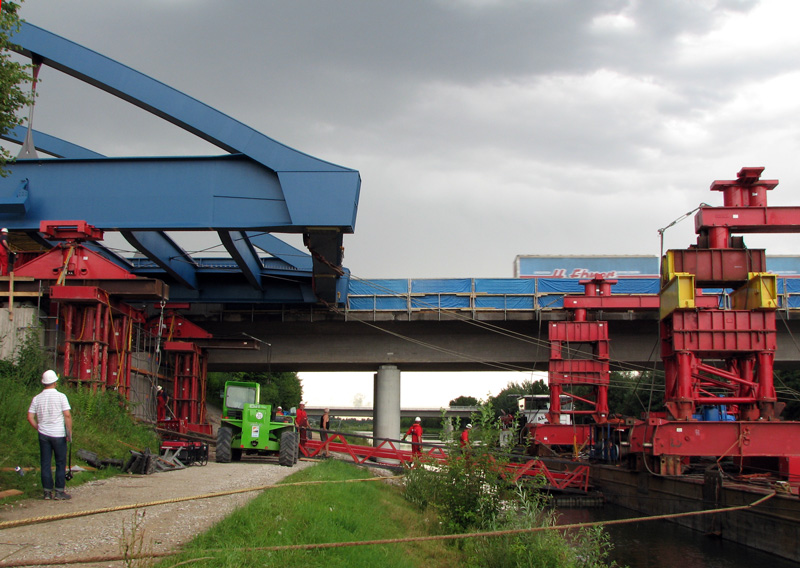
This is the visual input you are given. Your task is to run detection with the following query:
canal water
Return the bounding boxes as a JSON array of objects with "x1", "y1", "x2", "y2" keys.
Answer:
[{"x1": 556, "y1": 503, "x2": 797, "y2": 568}]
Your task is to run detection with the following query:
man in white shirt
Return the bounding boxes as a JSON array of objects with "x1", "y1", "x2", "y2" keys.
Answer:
[{"x1": 27, "y1": 370, "x2": 73, "y2": 500}]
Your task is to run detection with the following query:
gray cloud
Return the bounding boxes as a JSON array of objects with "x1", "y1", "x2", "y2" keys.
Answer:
[{"x1": 15, "y1": 0, "x2": 800, "y2": 279}]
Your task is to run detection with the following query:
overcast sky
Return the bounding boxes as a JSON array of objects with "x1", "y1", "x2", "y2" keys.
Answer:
[{"x1": 17, "y1": 1, "x2": 800, "y2": 407}]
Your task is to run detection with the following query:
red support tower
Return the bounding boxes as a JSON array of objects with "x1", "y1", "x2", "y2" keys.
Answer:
[
  {"x1": 628, "y1": 167, "x2": 800, "y2": 484},
  {"x1": 146, "y1": 307, "x2": 212, "y2": 436},
  {"x1": 50, "y1": 286, "x2": 145, "y2": 395},
  {"x1": 547, "y1": 278, "x2": 612, "y2": 425},
  {"x1": 659, "y1": 167, "x2": 791, "y2": 422},
  {"x1": 15, "y1": 221, "x2": 150, "y2": 395}
]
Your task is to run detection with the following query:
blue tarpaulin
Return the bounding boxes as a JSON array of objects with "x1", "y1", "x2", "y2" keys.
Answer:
[{"x1": 346, "y1": 276, "x2": 800, "y2": 311}]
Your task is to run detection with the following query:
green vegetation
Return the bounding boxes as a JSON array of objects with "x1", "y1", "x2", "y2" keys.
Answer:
[
  {"x1": 403, "y1": 402, "x2": 619, "y2": 567},
  {"x1": 159, "y1": 459, "x2": 462, "y2": 568},
  {"x1": 774, "y1": 370, "x2": 800, "y2": 421},
  {"x1": 0, "y1": 1, "x2": 37, "y2": 175},
  {"x1": 489, "y1": 378, "x2": 549, "y2": 416},
  {"x1": 0, "y1": 330, "x2": 159, "y2": 500},
  {"x1": 449, "y1": 394, "x2": 478, "y2": 406},
  {"x1": 207, "y1": 371, "x2": 302, "y2": 410}
]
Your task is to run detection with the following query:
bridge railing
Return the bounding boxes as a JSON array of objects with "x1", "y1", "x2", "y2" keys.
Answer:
[
  {"x1": 346, "y1": 277, "x2": 800, "y2": 317},
  {"x1": 301, "y1": 430, "x2": 591, "y2": 492}
]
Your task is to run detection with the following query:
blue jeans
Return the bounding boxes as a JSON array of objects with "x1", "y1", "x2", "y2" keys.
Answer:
[{"x1": 38, "y1": 433, "x2": 67, "y2": 491}]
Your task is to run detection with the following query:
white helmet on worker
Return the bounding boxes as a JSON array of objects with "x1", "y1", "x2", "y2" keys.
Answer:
[
  {"x1": 0, "y1": 228, "x2": 7, "y2": 233},
  {"x1": 466, "y1": 423, "x2": 472, "y2": 429},
  {"x1": 41, "y1": 370, "x2": 59, "y2": 385},
  {"x1": 414, "y1": 416, "x2": 421, "y2": 422}
]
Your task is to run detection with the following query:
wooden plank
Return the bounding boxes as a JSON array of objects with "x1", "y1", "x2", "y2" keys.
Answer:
[
  {"x1": 0, "y1": 489, "x2": 24, "y2": 499},
  {"x1": 0, "y1": 292, "x2": 43, "y2": 297}
]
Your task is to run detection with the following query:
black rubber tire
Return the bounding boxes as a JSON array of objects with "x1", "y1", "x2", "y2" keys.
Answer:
[
  {"x1": 216, "y1": 426, "x2": 233, "y2": 463},
  {"x1": 196, "y1": 445, "x2": 209, "y2": 466},
  {"x1": 279, "y1": 430, "x2": 299, "y2": 467}
]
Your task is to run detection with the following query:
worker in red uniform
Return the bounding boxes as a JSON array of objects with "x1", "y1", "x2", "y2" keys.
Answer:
[
  {"x1": 156, "y1": 385, "x2": 169, "y2": 421},
  {"x1": 295, "y1": 402, "x2": 309, "y2": 447},
  {"x1": 402, "y1": 416, "x2": 423, "y2": 458},
  {"x1": 0, "y1": 228, "x2": 10, "y2": 276},
  {"x1": 460, "y1": 423, "x2": 472, "y2": 448}
]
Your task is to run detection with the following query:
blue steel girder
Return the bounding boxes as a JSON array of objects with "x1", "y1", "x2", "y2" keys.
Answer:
[
  {"x1": 247, "y1": 232, "x2": 313, "y2": 272},
  {"x1": 219, "y1": 230, "x2": 264, "y2": 291},
  {"x1": 121, "y1": 230, "x2": 199, "y2": 290},
  {"x1": 2, "y1": 125, "x2": 105, "y2": 159},
  {"x1": 1, "y1": 22, "x2": 361, "y2": 304},
  {"x1": 2, "y1": 129, "x2": 316, "y2": 279}
]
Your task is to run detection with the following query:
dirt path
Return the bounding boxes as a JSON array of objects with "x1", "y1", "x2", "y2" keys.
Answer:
[{"x1": 0, "y1": 459, "x2": 315, "y2": 568}]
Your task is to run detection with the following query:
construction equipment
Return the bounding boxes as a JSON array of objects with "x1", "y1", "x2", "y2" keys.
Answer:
[{"x1": 216, "y1": 381, "x2": 299, "y2": 467}]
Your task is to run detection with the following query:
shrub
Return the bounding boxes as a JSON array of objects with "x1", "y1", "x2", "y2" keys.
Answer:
[{"x1": 403, "y1": 400, "x2": 619, "y2": 567}]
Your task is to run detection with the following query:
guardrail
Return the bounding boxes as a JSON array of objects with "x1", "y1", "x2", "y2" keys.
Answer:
[{"x1": 300, "y1": 430, "x2": 590, "y2": 493}]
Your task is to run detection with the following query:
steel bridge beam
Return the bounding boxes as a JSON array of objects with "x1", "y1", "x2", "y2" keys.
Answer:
[
  {"x1": 2, "y1": 125, "x2": 104, "y2": 159},
  {"x1": 1, "y1": 22, "x2": 361, "y2": 303},
  {"x1": 122, "y1": 230, "x2": 199, "y2": 290}
]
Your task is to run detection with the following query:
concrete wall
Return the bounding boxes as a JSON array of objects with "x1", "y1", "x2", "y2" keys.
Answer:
[{"x1": 0, "y1": 305, "x2": 44, "y2": 363}]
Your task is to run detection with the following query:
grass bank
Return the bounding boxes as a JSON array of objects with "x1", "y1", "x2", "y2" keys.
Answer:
[
  {"x1": 0, "y1": 369, "x2": 160, "y2": 500},
  {"x1": 160, "y1": 459, "x2": 461, "y2": 568}
]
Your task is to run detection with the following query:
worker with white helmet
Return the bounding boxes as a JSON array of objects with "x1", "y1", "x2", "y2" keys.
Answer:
[
  {"x1": 460, "y1": 423, "x2": 472, "y2": 449},
  {"x1": 27, "y1": 370, "x2": 73, "y2": 500},
  {"x1": 402, "y1": 416, "x2": 424, "y2": 458}
]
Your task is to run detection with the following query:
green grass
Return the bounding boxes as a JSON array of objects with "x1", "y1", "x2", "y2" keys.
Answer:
[
  {"x1": 0, "y1": 372, "x2": 160, "y2": 500},
  {"x1": 160, "y1": 460, "x2": 462, "y2": 568}
]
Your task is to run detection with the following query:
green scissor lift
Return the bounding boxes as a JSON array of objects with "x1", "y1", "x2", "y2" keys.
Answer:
[{"x1": 216, "y1": 381, "x2": 299, "y2": 466}]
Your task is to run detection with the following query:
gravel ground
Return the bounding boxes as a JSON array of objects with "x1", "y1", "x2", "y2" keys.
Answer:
[{"x1": 0, "y1": 458, "x2": 315, "y2": 568}]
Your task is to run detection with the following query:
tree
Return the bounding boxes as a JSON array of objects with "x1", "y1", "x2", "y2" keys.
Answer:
[
  {"x1": 605, "y1": 370, "x2": 663, "y2": 418},
  {"x1": 449, "y1": 395, "x2": 478, "y2": 406},
  {"x1": 488, "y1": 379, "x2": 548, "y2": 416},
  {"x1": 774, "y1": 369, "x2": 800, "y2": 421},
  {"x1": 0, "y1": 2, "x2": 36, "y2": 175},
  {"x1": 206, "y1": 371, "x2": 303, "y2": 410}
]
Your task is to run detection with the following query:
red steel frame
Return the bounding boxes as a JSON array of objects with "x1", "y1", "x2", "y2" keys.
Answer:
[
  {"x1": 659, "y1": 168, "x2": 790, "y2": 422},
  {"x1": 546, "y1": 278, "x2": 613, "y2": 426},
  {"x1": 148, "y1": 308, "x2": 213, "y2": 436},
  {"x1": 50, "y1": 285, "x2": 145, "y2": 395},
  {"x1": 637, "y1": 167, "x2": 800, "y2": 483},
  {"x1": 14, "y1": 222, "x2": 147, "y2": 394},
  {"x1": 531, "y1": 169, "x2": 800, "y2": 488},
  {"x1": 300, "y1": 433, "x2": 591, "y2": 492}
]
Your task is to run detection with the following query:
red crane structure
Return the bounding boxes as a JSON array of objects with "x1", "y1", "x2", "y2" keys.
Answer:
[
  {"x1": 630, "y1": 167, "x2": 800, "y2": 482},
  {"x1": 9, "y1": 221, "x2": 216, "y2": 437},
  {"x1": 145, "y1": 307, "x2": 213, "y2": 436},
  {"x1": 14, "y1": 221, "x2": 155, "y2": 396},
  {"x1": 529, "y1": 168, "x2": 800, "y2": 489}
]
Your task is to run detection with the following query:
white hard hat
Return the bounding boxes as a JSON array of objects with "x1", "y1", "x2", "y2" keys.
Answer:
[
  {"x1": 41, "y1": 370, "x2": 59, "y2": 385},
  {"x1": 1, "y1": 228, "x2": 7, "y2": 233},
  {"x1": 157, "y1": 385, "x2": 162, "y2": 391},
  {"x1": 415, "y1": 416, "x2": 421, "y2": 422},
  {"x1": 466, "y1": 423, "x2": 472, "y2": 429}
]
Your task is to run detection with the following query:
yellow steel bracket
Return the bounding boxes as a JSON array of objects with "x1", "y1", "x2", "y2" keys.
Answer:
[
  {"x1": 730, "y1": 272, "x2": 778, "y2": 310},
  {"x1": 660, "y1": 273, "x2": 695, "y2": 319}
]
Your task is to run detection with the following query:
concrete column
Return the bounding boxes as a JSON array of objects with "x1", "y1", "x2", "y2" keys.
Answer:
[{"x1": 373, "y1": 365, "x2": 401, "y2": 446}]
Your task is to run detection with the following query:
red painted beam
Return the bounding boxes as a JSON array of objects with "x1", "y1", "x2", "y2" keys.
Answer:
[
  {"x1": 629, "y1": 421, "x2": 800, "y2": 457},
  {"x1": 696, "y1": 206, "x2": 800, "y2": 233}
]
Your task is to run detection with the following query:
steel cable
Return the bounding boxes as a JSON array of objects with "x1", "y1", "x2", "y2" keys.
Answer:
[{"x1": 0, "y1": 491, "x2": 776, "y2": 567}]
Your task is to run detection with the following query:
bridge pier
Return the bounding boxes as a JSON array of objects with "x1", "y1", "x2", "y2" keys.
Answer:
[{"x1": 373, "y1": 365, "x2": 401, "y2": 452}]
